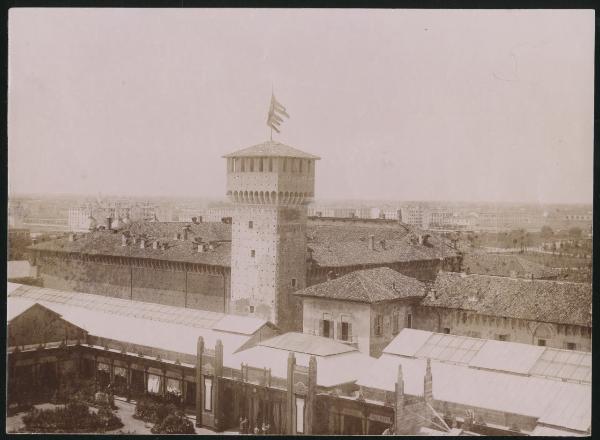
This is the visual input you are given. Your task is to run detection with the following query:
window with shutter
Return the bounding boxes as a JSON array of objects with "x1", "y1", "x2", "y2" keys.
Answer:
[{"x1": 337, "y1": 321, "x2": 342, "y2": 340}]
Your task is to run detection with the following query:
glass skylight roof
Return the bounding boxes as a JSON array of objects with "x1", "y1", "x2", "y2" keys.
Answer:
[
  {"x1": 414, "y1": 334, "x2": 485, "y2": 364},
  {"x1": 530, "y1": 349, "x2": 592, "y2": 383},
  {"x1": 9, "y1": 284, "x2": 225, "y2": 329}
]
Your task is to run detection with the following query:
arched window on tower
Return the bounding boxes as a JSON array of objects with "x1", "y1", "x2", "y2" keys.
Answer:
[
  {"x1": 240, "y1": 158, "x2": 245, "y2": 172},
  {"x1": 299, "y1": 159, "x2": 303, "y2": 173},
  {"x1": 283, "y1": 158, "x2": 288, "y2": 172},
  {"x1": 249, "y1": 158, "x2": 254, "y2": 172},
  {"x1": 259, "y1": 157, "x2": 264, "y2": 172},
  {"x1": 268, "y1": 158, "x2": 273, "y2": 172}
]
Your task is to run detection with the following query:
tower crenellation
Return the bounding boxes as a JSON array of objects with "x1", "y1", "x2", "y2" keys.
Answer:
[{"x1": 223, "y1": 140, "x2": 320, "y2": 331}]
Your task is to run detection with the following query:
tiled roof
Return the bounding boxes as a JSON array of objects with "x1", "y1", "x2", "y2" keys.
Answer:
[
  {"x1": 294, "y1": 267, "x2": 426, "y2": 303},
  {"x1": 28, "y1": 221, "x2": 232, "y2": 267},
  {"x1": 28, "y1": 219, "x2": 459, "y2": 268},
  {"x1": 307, "y1": 222, "x2": 460, "y2": 267},
  {"x1": 421, "y1": 272, "x2": 592, "y2": 327},
  {"x1": 462, "y1": 252, "x2": 559, "y2": 279},
  {"x1": 222, "y1": 141, "x2": 321, "y2": 159}
]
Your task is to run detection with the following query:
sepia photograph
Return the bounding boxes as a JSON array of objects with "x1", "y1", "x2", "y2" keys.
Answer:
[{"x1": 6, "y1": 8, "x2": 593, "y2": 435}]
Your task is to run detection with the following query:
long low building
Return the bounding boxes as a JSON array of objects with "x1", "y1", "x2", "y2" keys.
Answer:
[
  {"x1": 417, "y1": 272, "x2": 592, "y2": 351},
  {"x1": 25, "y1": 218, "x2": 461, "y2": 319},
  {"x1": 6, "y1": 283, "x2": 591, "y2": 436}
]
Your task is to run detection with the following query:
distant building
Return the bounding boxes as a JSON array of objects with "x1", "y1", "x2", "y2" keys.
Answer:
[
  {"x1": 294, "y1": 267, "x2": 426, "y2": 357},
  {"x1": 400, "y1": 205, "x2": 427, "y2": 229}
]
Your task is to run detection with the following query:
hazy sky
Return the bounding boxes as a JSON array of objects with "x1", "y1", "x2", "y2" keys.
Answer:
[{"x1": 8, "y1": 9, "x2": 594, "y2": 203}]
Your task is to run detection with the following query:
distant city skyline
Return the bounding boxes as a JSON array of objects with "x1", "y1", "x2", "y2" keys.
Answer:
[{"x1": 8, "y1": 9, "x2": 594, "y2": 204}]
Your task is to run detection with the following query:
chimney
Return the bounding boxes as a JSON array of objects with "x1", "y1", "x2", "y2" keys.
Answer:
[
  {"x1": 140, "y1": 239, "x2": 145, "y2": 249},
  {"x1": 191, "y1": 216, "x2": 197, "y2": 224},
  {"x1": 121, "y1": 234, "x2": 127, "y2": 247},
  {"x1": 182, "y1": 228, "x2": 188, "y2": 241},
  {"x1": 198, "y1": 243, "x2": 206, "y2": 253},
  {"x1": 380, "y1": 239, "x2": 386, "y2": 250},
  {"x1": 369, "y1": 235, "x2": 375, "y2": 250},
  {"x1": 152, "y1": 240, "x2": 158, "y2": 250},
  {"x1": 423, "y1": 234, "x2": 430, "y2": 246},
  {"x1": 106, "y1": 217, "x2": 113, "y2": 230},
  {"x1": 418, "y1": 235, "x2": 424, "y2": 245},
  {"x1": 198, "y1": 216, "x2": 203, "y2": 223},
  {"x1": 68, "y1": 233, "x2": 75, "y2": 242}
]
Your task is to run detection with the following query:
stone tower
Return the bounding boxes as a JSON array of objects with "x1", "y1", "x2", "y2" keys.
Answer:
[{"x1": 223, "y1": 141, "x2": 319, "y2": 331}]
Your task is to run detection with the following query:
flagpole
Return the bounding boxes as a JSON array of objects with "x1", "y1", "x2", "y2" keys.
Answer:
[{"x1": 270, "y1": 83, "x2": 274, "y2": 142}]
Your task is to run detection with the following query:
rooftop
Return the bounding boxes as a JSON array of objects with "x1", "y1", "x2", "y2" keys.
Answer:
[
  {"x1": 383, "y1": 329, "x2": 591, "y2": 383},
  {"x1": 222, "y1": 141, "x2": 321, "y2": 160},
  {"x1": 357, "y1": 355, "x2": 590, "y2": 433},
  {"x1": 227, "y1": 332, "x2": 375, "y2": 387},
  {"x1": 258, "y1": 332, "x2": 356, "y2": 356},
  {"x1": 7, "y1": 295, "x2": 253, "y2": 360},
  {"x1": 358, "y1": 329, "x2": 591, "y2": 433},
  {"x1": 8, "y1": 283, "x2": 272, "y2": 333},
  {"x1": 422, "y1": 272, "x2": 592, "y2": 327},
  {"x1": 461, "y1": 252, "x2": 559, "y2": 279},
  {"x1": 294, "y1": 267, "x2": 426, "y2": 303},
  {"x1": 28, "y1": 219, "x2": 460, "y2": 268}
]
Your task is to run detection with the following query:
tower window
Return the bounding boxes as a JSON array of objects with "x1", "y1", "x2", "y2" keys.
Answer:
[
  {"x1": 259, "y1": 158, "x2": 264, "y2": 172},
  {"x1": 248, "y1": 221, "x2": 253, "y2": 229},
  {"x1": 406, "y1": 313, "x2": 413, "y2": 329},
  {"x1": 537, "y1": 339, "x2": 546, "y2": 347},
  {"x1": 268, "y1": 158, "x2": 273, "y2": 172},
  {"x1": 291, "y1": 278, "x2": 297, "y2": 288},
  {"x1": 249, "y1": 158, "x2": 254, "y2": 172},
  {"x1": 250, "y1": 250, "x2": 255, "y2": 258},
  {"x1": 299, "y1": 159, "x2": 303, "y2": 173},
  {"x1": 566, "y1": 342, "x2": 577, "y2": 350},
  {"x1": 443, "y1": 328, "x2": 450, "y2": 334},
  {"x1": 283, "y1": 158, "x2": 287, "y2": 172},
  {"x1": 249, "y1": 306, "x2": 255, "y2": 313}
]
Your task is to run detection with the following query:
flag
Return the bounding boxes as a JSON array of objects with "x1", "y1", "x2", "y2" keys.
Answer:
[{"x1": 267, "y1": 94, "x2": 290, "y2": 134}]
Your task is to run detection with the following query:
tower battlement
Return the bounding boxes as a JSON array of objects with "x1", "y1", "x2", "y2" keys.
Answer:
[{"x1": 224, "y1": 141, "x2": 319, "y2": 205}]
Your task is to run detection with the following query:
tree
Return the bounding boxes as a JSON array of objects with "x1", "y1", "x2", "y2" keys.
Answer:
[
  {"x1": 540, "y1": 226, "x2": 554, "y2": 239},
  {"x1": 569, "y1": 227, "x2": 582, "y2": 239}
]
